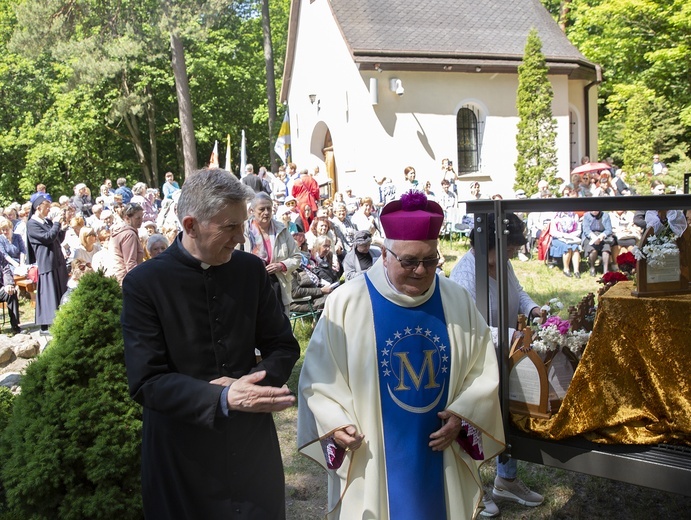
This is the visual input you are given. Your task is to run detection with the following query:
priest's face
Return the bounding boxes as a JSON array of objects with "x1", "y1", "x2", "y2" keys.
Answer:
[
  {"x1": 187, "y1": 201, "x2": 248, "y2": 266},
  {"x1": 383, "y1": 239, "x2": 438, "y2": 297}
]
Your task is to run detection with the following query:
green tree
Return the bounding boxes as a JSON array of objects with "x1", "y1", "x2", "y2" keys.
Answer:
[
  {"x1": 514, "y1": 29, "x2": 558, "y2": 196},
  {"x1": 566, "y1": 0, "x2": 690, "y2": 172},
  {"x1": 0, "y1": 273, "x2": 142, "y2": 520},
  {"x1": 0, "y1": 0, "x2": 293, "y2": 201}
]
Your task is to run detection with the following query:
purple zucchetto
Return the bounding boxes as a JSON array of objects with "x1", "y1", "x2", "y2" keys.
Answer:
[{"x1": 380, "y1": 191, "x2": 444, "y2": 240}]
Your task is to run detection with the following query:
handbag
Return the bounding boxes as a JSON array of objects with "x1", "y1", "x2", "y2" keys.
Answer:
[{"x1": 27, "y1": 265, "x2": 39, "y2": 284}]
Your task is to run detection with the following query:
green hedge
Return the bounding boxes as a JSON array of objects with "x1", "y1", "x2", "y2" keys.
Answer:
[{"x1": 0, "y1": 272, "x2": 143, "y2": 519}]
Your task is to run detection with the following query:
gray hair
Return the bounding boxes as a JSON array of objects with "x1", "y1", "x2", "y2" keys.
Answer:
[
  {"x1": 313, "y1": 235, "x2": 331, "y2": 250},
  {"x1": 383, "y1": 238, "x2": 395, "y2": 251},
  {"x1": 146, "y1": 233, "x2": 169, "y2": 254},
  {"x1": 132, "y1": 182, "x2": 148, "y2": 195},
  {"x1": 250, "y1": 192, "x2": 273, "y2": 209},
  {"x1": 177, "y1": 169, "x2": 254, "y2": 224},
  {"x1": 333, "y1": 202, "x2": 347, "y2": 211}
]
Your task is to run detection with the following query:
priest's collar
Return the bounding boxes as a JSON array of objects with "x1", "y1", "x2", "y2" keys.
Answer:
[{"x1": 175, "y1": 233, "x2": 214, "y2": 270}]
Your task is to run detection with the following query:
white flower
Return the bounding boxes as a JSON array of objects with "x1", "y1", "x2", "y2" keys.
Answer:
[
  {"x1": 565, "y1": 330, "x2": 591, "y2": 359},
  {"x1": 632, "y1": 229, "x2": 680, "y2": 267}
]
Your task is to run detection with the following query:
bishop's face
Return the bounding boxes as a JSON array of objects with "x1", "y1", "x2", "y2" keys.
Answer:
[{"x1": 383, "y1": 240, "x2": 438, "y2": 297}]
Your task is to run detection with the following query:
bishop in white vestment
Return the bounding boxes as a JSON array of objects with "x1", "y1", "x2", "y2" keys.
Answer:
[{"x1": 298, "y1": 192, "x2": 505, "y2": 519}]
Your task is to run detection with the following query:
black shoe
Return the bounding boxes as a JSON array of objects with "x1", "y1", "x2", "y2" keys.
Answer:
[
  {"x1": 11, "y1": 327, "x2": 23, "y2": 335},
  {"x1": 574, "y1": 271, "x2": 581, "y2": 279},
  {"x1": 563, "y1": 271, "x2": 572, "y2": 278},
  {"x1": 589, "y1": 268, "x2": 596, "y2": 277},
  {"x1": 39, "y1": 330, "x2": 51, "y2": 336}
]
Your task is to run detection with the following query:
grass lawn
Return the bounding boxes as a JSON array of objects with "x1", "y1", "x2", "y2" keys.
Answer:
[{"x1": 278, "y1": 240, "x2": 690, "y2": 519}]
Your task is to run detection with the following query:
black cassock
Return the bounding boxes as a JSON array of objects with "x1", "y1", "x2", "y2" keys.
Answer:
[
  {"x1": 122, "y1": 237, "x2": 300, "y2": 519},
  {"x1": 27, "y1": 217, "x2": 68, "y2": 326}
]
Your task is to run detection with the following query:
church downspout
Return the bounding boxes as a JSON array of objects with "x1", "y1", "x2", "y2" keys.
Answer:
[{"x1": 583, "y1": 65, "x2": 603, "y2": 159}]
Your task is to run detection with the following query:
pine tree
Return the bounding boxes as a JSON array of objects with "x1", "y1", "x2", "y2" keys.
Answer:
[
  {"x1": 0, "y1": 272, "x2": 143, "y2": 520},
  {"x1": 514, "y1": 29, "x2": 559, "y2": 196}
]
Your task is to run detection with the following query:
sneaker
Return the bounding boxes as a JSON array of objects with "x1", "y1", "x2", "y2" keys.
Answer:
[
  {"x1": 492, "y1": 476, "x2": 544, "y2": 507},
  {"x1": 517, "y1": 252, "x2": 529, "y2": 262},
  {"x1": 480, "y1": 492, "x2": 500, "y2": 517}
]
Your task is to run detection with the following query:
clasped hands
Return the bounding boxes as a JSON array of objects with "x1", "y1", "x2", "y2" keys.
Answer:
[
  {"x1": 265, "y1": 262, "x2": 284, "y2": 275},
  {"x1": 210, "y1": 370, "x2": 295, "y2": 413},
  {"x1": 333, "y1": 410, "x2": 461, "y2": 454}
]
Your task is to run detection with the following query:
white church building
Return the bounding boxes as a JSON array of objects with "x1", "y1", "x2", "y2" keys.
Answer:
[{"x1": 279, "y1": 0, "x2": 600, "y2": 199}]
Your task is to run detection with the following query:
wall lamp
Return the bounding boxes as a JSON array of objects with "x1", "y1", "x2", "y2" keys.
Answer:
[{"x1": 389, "y1": 78, "x2": 404, "y2": 96}]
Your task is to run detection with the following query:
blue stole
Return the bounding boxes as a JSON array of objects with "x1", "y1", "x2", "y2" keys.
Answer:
[{"x1": 365, "y1": 275, "x2": 450, "y2": 520}]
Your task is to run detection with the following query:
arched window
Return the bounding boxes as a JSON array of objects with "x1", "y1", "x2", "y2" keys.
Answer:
[{"x1": 456, "y1": 107, "x2": 479, "y2": 173}]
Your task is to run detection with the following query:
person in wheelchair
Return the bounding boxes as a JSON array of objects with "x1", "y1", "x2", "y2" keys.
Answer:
[{"x1": 290, "y1": 265, "x2": 334, "y2": 313}]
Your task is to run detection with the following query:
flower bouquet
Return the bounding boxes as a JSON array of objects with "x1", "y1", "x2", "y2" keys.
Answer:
[
  {"x1": 616, "y1": 251, "x2": 636, "y2": 274},
  {"x1": 632, "y1": 226, "x2": 680, "y2": 267},
  {"x1": 530, "y1": 314, "x2": 591, "y2": 360},
  {"x1": 508, "y1": 298, "x2": 592, "y2": 417}
]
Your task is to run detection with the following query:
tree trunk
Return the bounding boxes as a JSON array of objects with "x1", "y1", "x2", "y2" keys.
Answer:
[
  {"x1": 559, "y1": 1, "x2": 572, "y2": 32},
  {"x1": 170, "y1": 30, "x2": 197, "y2": 179},
  {"x1": 120, "y1": 74, "x2": 153, "y2": 185},
  {"x1": 145, "y1": 86, "x2": 159, "y2": 188},
  {"x1": 261, "y1": 0, "x2": 279, "y2": 172},
  {"x1": 123, "y1": 111, "x2": 153, "y2": 187}
]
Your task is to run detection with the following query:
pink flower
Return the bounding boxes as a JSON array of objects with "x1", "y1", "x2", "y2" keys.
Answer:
[{"x1": 542, "y1": 315, "x2": 570, "y2": 335}]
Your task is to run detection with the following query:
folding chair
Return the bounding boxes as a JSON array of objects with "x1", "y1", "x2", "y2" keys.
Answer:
[{"x1": 289, "y1": 296, "x2": 321, "y2": 330}]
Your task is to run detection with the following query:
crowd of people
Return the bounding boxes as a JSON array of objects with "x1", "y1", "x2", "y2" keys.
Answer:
[
  {"x1": 0, "y1": 175, "x2": 181, "y2": 334},
  {"x1": 3, "y1": 154, "x2": 688, "y2": 518},
  {"x1": 2, "y1": 156, "x2": 685, "y2": 330},
  {"x1": 524, "y1": 172, "x2": 688, "y2": 278}
]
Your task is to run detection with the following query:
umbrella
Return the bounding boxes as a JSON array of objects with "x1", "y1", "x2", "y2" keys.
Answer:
[{"x1": 571, "y1": 162, "x2": 611, "y2": 175}]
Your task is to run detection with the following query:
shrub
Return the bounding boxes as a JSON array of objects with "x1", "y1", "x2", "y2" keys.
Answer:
[
  {"x1": 0, "y1": 388, "x2": 13, "y2": 435},
  {"x1": 0, "y1": 272, "x2": 143, "y2": 520}
]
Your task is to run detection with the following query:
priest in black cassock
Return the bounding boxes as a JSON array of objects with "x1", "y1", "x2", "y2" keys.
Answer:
[{"x1": 122, "y1": 168, "x2": 300, "y2": 519}]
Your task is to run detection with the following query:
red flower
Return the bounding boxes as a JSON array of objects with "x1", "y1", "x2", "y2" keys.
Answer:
[
  {"x1": 616, "y1": 252, "x2": 636, "y2": 268},
  {"x1": 600, "y1": 271, "x2": 629, "y2": 284}
]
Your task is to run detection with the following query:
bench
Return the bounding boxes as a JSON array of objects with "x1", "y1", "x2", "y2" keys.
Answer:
[{"x1": 14, "y1": 276, "x2": 36, "y2": 308}]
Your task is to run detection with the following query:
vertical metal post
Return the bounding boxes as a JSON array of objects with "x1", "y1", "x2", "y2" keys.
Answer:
[{"x1": 494, "y1": 200, "x2": 512, "y2": 460}]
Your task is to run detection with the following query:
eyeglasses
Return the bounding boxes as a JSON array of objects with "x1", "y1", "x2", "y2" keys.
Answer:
[{"x1": 387, "y1": 249, "x2": 439, "y2": 270}]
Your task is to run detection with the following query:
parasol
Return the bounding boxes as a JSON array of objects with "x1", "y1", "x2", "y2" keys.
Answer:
[{"x1": 571, "y1": 162, "x2": 611, "y2": 175}]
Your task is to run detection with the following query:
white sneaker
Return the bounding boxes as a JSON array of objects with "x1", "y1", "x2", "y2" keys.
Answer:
[
  {"x1": 493, "y1": 476, "x2": 544, "y2": 507},
  {"x1": 517, "y1": 252, "x2": 529, "y2": 262},
  {"x1": 480, "y1": 492, "x2": 500, "y2": 517}
]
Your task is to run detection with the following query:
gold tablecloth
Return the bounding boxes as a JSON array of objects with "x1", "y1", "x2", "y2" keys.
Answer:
[{"x1": 513, "y1": 281, "x2": 691, "y2": 445}]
